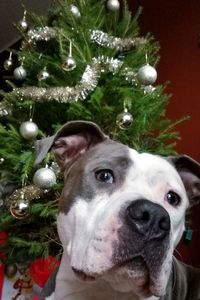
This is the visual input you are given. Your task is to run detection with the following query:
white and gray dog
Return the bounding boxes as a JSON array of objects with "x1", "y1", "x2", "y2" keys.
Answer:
[{"x1": 35, "y1": 121, "x2": 200, "y2": 300}]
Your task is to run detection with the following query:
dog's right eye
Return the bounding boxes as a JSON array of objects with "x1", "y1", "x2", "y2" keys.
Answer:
[{"x1": 95, "y1": 170, "x2": 114, "y2": 184}]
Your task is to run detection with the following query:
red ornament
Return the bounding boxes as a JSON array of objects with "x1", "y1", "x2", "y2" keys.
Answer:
[{"x1": 29, "y1": 256, "x2": 60, "y2": 288}]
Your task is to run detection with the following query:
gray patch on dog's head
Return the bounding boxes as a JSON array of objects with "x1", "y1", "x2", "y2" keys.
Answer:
[{"x1": 59, "y1": 139, "x2": 133, "y2": 214}]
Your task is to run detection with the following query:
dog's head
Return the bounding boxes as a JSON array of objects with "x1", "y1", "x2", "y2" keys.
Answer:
[{"x1": 36, "y1": 121, "x2": 200, "y2": 298}]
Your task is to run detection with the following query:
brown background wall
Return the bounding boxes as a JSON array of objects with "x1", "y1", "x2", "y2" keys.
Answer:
[{"x1": 130, "y1": 0, "x2": 200, "y2": 267}]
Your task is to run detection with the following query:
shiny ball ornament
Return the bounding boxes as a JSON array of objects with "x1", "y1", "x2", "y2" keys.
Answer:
[
  {"x1": 37, "y1": 67, "x2": 50, "y2": 81},
  {"x1": 18, "y1": 16, "x2": 28, "y2": 31},
  {"x1": 107, "y1": 0, "x2": 120, "y2": 11},
  {"x1": 10, "y1": 197, "x2": 30, "y2": 219},
  {"x1": 137, "y1": 64, "x2": 157, "y2": 86},
  {"x1": 62, "y1": 56, "x2": 76, "y2": 71},
  {"x1": 70, "y1": 4, "x2": 81, "y2": 17},
  {"x1": 116, "y1": 109, "x2": 134, "y2": 130},
  {"x1": 13, "y1": 65, "x2": 27, "y2": 81},
  {"x1": 3, "y1": 58, "x2": 13, "y2": 71},
  {"x1": 19, "y1": 120, "x2": 39, "y2": 140},
  {"x1": 33, "y1": 167, "x2": 56, "y2": 189}
]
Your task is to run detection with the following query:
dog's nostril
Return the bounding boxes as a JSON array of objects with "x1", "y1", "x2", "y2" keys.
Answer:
[{"x1": 141, "y1": 211, "x2": 150, "y2": 222}]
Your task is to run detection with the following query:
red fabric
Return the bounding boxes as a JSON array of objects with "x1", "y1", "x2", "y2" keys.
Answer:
[
  {"x1": 29, "y1": 256, "x2": 60, "y2": 288},
  {"x1": 31, "y1": 297, "x2": 39, "y2": 300},
  {"x1": 0, "y1": 232, "x2": 8, "y2": 300}
]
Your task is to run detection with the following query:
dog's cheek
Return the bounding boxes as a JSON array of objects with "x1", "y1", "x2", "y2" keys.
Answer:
[{"x1": 57, "y1": 212, "x2": 73, "y2": 253}]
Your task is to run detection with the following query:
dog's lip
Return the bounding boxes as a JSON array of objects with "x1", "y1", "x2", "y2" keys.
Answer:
[{"x1": 72, "y1": 267, "x2": 97, "y2": 282}]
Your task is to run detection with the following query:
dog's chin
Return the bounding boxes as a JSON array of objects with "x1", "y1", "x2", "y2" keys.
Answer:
[{"x1": 72, "y1": 256, "x2": 165, "y2": 297}]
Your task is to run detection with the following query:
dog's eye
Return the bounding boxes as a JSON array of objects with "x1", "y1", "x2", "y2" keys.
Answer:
[
  {"x1": 95, "y1": 170, "x2": 114, "y2": 184},
  {"x1": 166, "y1": 191, "x2": 181, "y2": 206}
]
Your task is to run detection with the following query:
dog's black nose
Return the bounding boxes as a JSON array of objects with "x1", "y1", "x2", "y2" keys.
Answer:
[{"x1": 126, "y1": 199, "x2": 170, "y2": 240}]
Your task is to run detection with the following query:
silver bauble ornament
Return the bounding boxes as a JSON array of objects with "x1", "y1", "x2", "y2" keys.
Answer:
[
  {"x1": 19, "y1": 120, "x2": 39, "y2": 140},
  {"x1": 13, "y1": 65, "x2": 27, "y2": 80},
  {"x1": 107, "y1": 0, "x2": 120, "y2": 11},
  {"x1": 33, "y1": 167, "x2": 56, "y2": 189},
  {"x1": 62, "y1": 56, "x2": 76, "y2": 71},
  {"x1": 37, "y1": 67, "x2": 50, "y2": 81},
  {"x1": 10, "y1": 196, "x2": 30, "y2": 219},
  {"x1": 70, "y1": 4, "x2": 81, "y2": 17},
  {"x1": 137, "y1": 64, "x2": 157, "y2": 86},
  {"x1": 0, "y1": 102, "x2": 12, "y2": 117},
  {"x1": 18, "y1": 14, "x2": 28, "y2": 31},
  {"x1": 4, "y1": 58, "x2": 13, "y2": 71},
  {"x1": 116, "y1": 109, "x2": 134, "y2": 130}
]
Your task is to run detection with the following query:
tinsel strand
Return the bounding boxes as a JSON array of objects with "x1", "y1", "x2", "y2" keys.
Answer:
[{"x1": 13, "y1": 56, "x2": 123, "y2": 103}]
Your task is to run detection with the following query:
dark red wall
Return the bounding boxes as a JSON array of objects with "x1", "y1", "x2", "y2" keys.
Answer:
[{"x1": 130, "y1": 0, "x2": 200, "y2": 267}]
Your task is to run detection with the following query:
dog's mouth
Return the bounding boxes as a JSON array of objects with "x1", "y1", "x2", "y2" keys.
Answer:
[
  {"x1": 71, "y1": 256, "x2": 164, "y2": 297},
  {"x1": 72, "y1": 267, "x2": 97, "y2": 282}
]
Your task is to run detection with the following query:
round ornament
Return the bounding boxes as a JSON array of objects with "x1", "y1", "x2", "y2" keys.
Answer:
[
  {"x1": 62, "y1": 56, "x2": 76, "y2": 71},
  {"x1": 19, "y1": 120, "x2": 39, "y2": 140},
  {"x1": 13, "y1": 65, "x2": 27, "y2": 81},
  {"x1": 70, "y1": 4, "x2": 81, "y2": 17},
  {"x1": 137, "y1": 64, "x2": 157, "y2": 86},
  {"x1": 10, "y1": 196, "x2": 30, "y2": 219},
  {"x1": 4, "y1": 53, "x2": 13, "y2": 71},
  {"x1": 5, "y1": 264, "x2": 18, "y2": 278},
  {"x1": 18, "y1": 11, "x2": 28, "y2": 31},
  {"x1": 116, "y1": 108, "x2": 134, "y2": 130},
  {"x1": 37, "y1": 67, "x2": 50, "y2": 81},
  {"x1": 107, "y1": 0, "x2": 120, "y2": 11},
  {"x1": 33, "y1": 167, "x2": 56, "y2": 189}
]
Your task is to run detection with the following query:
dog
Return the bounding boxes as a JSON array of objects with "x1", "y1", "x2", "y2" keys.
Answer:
[{"x1": 35, "y1": 120, "x2": 200, "y2": 300}]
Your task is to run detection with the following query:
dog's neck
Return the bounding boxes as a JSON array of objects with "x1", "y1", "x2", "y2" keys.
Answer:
[{"x1": 54, "y1": 252, "x2": 158, "y2": 300}]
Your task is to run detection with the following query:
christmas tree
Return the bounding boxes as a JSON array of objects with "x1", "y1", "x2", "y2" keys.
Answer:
[{"x1": 0, "y1": 0, "x2": 182, "y2": 265}]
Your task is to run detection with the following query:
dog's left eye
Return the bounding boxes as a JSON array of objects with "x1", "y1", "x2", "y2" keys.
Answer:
[
  {"x1": 166, "y1": 191, "x2": 181, "y2": 206},
  {"x1": 95, "y1": 169, "x2": 114, "y2": 184}
]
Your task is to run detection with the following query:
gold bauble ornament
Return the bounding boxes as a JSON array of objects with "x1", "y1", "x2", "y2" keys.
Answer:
[{"x1": 10, "y1": 194, "x2": 30, "y2": 219}]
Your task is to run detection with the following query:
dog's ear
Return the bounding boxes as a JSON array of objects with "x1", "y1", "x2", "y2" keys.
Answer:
[
  {"x1": 168, "y1": 155, "x2": 200, "y2": 207},
  {"x1": 35, "y1": 121, "x2": 108, "y2": 169}
]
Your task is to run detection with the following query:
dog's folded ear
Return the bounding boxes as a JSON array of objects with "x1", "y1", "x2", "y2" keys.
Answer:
[
  {"x1": 35, "y1": 121, "x2": 108, "y2": 169},
  {"x1": 168, "y1": 155, "x2": 200, "y2": 207}
]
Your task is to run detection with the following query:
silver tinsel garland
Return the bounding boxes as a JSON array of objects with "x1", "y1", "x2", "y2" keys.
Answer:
[
  {"x1": 90, "y1": 30, "x2": 146, "y2": 51},
  {"x1": 13, "y1": 56, "x2": 123, "y2": 103},
  {"x1": 27, "y1": 27, "x2": 146, "y2": 51},
  {"x1": 27, "y1": 26, "x2": 57, "y2": 42}
]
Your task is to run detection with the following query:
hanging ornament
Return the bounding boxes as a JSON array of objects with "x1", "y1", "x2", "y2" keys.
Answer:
[
  {"x1": 116, "y1": 108, "x2": 134, "y2": 130},
  {"x1": 10, "y1": 192, "x2": 30, "y2": 219},
  {"x1": 37, "y1": 67, "x2": 50, "y2": 81},
  {"x1": 70, "y1": 4, "x2": 81, "y2": 17},
  {"x1": 19, "y1": 119, "x2": 39, "y2": 140},
  {"x1": 137, "y1": 63, "x2": 157, "y2": 86},
  {"x1": 62, "y1": 41, "x2": 76, "y2": 71},
  {"x1": 107, "y1": 0, "x2": 120, "y2": 11},
  {"x1": 18, "y1": 10, "x2": 28, "y2": 31},
  {"x1": 33, "y1": 166, "x2": 56, "y2": 189},
  {"x1": 13, "y1": 64, "x2": 27, "y2": 81},
  {"x1": 3, "y1": 52, "x2": 13, "y2": 71},
  {"x1": 0, "y1": 102, "x2": 12, "y2": 117}
]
